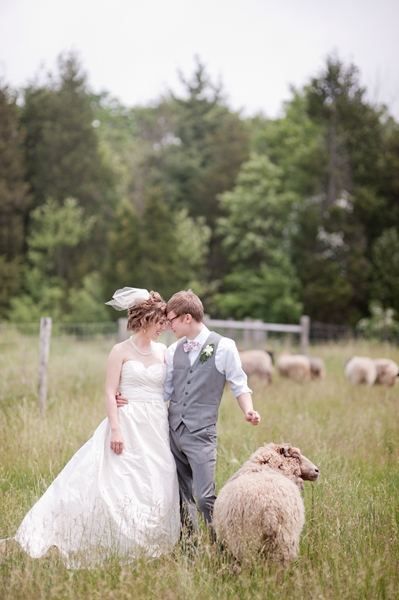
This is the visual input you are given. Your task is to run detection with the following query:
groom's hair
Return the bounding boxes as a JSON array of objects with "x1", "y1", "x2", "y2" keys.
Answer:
[{"x1": 167, "y1": 290, "x2": 204, "y2": 322}]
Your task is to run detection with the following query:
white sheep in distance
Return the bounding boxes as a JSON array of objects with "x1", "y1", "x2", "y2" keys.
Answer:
[
  {"x1": 276, "y1": 354, "x2": 311, "y2": 382},
  {"x1": 373, "y1": 358, "x2": 399, "y2": 386},
  {"x1": 309, "y1": 357, "x2": 326, "y2": 380},
  {"x1": 276, "y1": 354, "x2": 325, "y2": 382},
  {"x1": 345, "y1": 356, "x2": 377, "y2": 385},
  {"x1": 239, "y1": 350, "x2": 274, "y2": 384},
  {"x1": 212, "y1": 443, "x2": 319, "y2": 564}
]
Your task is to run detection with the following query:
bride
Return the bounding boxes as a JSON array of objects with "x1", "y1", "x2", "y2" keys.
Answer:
[{"x1": 10, "y1": 288, "x2": 180, "y2": 568}]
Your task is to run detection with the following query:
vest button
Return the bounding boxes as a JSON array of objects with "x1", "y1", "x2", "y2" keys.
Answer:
[
  {"x1": 183, "y1": 403, "x2": 186, "y2": 407},
  {"x1": 185, "y1": 391, "x2": 188, "y2": 395},
  {"x1": 187, "y1": 380, "x2": 191, "y2": 384},
  {"x1": 189, "y1": 369, "x2": 193, "y2": 373}
]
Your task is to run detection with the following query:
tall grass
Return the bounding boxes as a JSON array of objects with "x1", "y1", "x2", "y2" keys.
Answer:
[{"x1": 1, "y1": 334, "x2": 398, "y2": 599}]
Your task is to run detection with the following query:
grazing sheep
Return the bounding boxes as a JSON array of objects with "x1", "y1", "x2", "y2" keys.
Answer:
[
  {"x1": 345, "y1": 356, "x2": 377, "y2": 385},
  {"x1": 276, "y1": 354, "x2": 311, "y2": 383},
  {"x1": 239, "y1": 350, "x2": 274, "y2": 384},
  {"x1": 374, "y1": 358, "x2": 399, "y2": 386},
  {"x1": 213, "y1": 443, "x2": 319, "y2": 564},
  {"x1": 309, "y1": 357, "x2": 326, "y2": 380}
]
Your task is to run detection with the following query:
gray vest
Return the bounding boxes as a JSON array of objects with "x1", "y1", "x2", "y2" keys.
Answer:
[{"x1": 168, "y1": 332, "x2": 226, "y2": 432}]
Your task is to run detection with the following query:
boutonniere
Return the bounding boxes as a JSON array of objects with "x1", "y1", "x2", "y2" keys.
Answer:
[{"x1": 200, "y1": 344, "x2": 215, "y2": 363}]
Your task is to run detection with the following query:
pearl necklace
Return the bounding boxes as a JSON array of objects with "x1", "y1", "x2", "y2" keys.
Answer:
[{"x1": 129, "y1": 336, "x2": 153, "y2": 356}]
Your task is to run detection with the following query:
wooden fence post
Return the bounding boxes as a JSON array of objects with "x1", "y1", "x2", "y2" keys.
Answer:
[
  {"x1": 118, "y1": 318, "x2": 128, "y2": 342},
  {"x1": 300, "y1": 315, "x2": 310, "y2": 355},
  {"x1": 38, "y1": 317, "x2": 52, "y2": 416},
  {"x1": 253, "y1": 320, "x2": 267, "y2": 347}
]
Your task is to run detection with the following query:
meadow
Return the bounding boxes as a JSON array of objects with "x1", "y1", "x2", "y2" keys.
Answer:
[{"x1": 0, "y1": 331, "x2": 398, "y2": 599}]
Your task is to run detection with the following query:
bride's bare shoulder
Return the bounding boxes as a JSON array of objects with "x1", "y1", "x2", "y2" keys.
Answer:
[{"x1": 108, "y1": 339, "x2": 130, "y2": 358}]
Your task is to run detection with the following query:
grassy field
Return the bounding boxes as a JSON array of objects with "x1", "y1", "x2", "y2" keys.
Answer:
[{"x1": 0, "y1": 332, "x2": 398, "y2": 599}]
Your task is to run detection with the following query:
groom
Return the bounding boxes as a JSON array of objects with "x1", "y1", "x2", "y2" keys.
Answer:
[{"x1": 164, "y1": 290, "x2": 260, "y2": 532}]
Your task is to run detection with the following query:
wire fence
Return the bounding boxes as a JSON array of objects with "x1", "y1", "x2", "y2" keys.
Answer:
[{"x1": 1, "y1": 317, "x2": 397, "y2": 346}]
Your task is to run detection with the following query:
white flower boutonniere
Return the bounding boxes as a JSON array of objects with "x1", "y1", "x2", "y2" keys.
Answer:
[{"x1": 200, "y1": 343, "x2": 215, "y2": 363}]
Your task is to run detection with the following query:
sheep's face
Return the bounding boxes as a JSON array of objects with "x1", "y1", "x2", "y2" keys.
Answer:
[{"x1": 251, "y1": 443, "x2": 319, "y2": 486}]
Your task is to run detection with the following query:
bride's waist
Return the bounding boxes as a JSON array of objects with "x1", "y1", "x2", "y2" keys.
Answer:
[{"x1": 118, "y1": 387, "x2": 164, "y2": 404}]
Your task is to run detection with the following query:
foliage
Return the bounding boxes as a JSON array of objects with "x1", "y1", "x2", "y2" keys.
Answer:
[
  {"x1": 1, "y1": 53, "x2": 398, "y2": 326},
  {"x1": 213, "y1": 252, "x2": 303, "y2": 323},
  {"x1": 66, "y1": 272, "x2": 109, "y2": 323},
  {"x1": 216, "y1": 154, "x2": 302, "y2": 321},
  {"x1": 8, "y1": 198, "x2": 94, "y2": 321},
  {"x1": 370, "y1": 228, "x2": 399, "y2": 313},
  {"x1": 356, "y1": 302, "x2": 399, "y2": 341},
  {"x1": 104, "y1": 190, "x2": 211, "y2": 304},
  {"x1": 0, "y1": 85, "x2": 31, "y2": 317}
]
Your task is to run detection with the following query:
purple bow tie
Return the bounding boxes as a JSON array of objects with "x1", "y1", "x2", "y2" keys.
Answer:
[{"x1": 183, "y1": 340, "x2": 201, "y2": 353}]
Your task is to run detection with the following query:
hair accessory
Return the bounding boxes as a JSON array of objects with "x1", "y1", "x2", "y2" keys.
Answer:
[{"x1": 105, "y1": 287, "x2": 150, "y2": 311}]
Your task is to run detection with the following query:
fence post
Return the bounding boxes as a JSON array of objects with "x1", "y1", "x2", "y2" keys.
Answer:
[
  {"x1": 118, "y1": 318, "x2": 128, "y2": 342},
  {"x1": 253, "y1": 320, "x2": 267, "y2": 347},
  {"x1": 38, "y1": 317, "x2": 52, "y2": 416},
  {"x1": 300, "y1": 315, "x2": 310, "y2": 355}
]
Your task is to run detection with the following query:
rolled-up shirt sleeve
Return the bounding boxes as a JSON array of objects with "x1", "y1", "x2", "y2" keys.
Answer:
[
  {"x1": 164, "y1": 342, "x2": 177, "y2": 402},
  {"x1": 216, "y1": 337, "x2": 252, "y2": 397}
]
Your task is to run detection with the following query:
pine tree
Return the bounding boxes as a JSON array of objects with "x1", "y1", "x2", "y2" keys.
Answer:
[{"x1": 0, "y1": 85, "x2": 31, "y2": 317}]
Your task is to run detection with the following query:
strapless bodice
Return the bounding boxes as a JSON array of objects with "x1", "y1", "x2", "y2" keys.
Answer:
[{"x1": 119, "y1": 360, "x2": 166, "y2": 403}]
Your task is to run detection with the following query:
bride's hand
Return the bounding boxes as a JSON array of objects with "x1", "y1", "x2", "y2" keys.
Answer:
[{"x1": 110, "y1": 430, "x2": 124, "y2": 455}]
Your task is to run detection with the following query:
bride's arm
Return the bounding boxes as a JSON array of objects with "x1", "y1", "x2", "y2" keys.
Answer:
[{"x1": 105, "y1": 346, "x2": 124, "y2": 454}]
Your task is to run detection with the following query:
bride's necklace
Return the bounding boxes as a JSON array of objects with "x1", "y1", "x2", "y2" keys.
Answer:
[{"x1": 129, "y1": 336, "x2": 153, "y2": 356}]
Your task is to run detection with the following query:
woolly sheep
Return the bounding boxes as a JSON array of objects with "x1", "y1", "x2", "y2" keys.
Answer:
[
  {"x1": 309, "y1": 357, "x2": 326, "y2": 380},
  {"x1": 212, "y1": 443, "x2": 319, "y2": 564},
  {"x1": 239, "y1": 350, "x2": 274, "y2": 384},
  {"x1": 345, "y1": 356, "x2": 377, "y2": 385},
  {"x1": 276, "y1": 354, "x2": 311, "y2": 382},
  {"x1": 374, "y1": 358, "x2": 399, "y2": 386}
]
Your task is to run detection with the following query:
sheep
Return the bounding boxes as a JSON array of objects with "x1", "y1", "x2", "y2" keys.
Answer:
[
  {"x1": 373, "y1": 358, "x2": 399, "y2": 386},
  {"x1": 212, "y1": 443, "x2": 319, "y2": 564},
  {"x1": 276, "y1": 354, "x2": 311, "y2": 382},
  {"x1": 345, "y1": 356, "x2": 377, "y2": 385},
  {"x1": 239, "y1": 350, "x2": 274, "y2": 384},
  {"x1": 309, "y1": 357, "x2": 326, "y2": 380}
]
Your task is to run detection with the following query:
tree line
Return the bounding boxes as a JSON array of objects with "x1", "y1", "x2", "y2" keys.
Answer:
[{"x1": 1, "y1": 53, "x2": 398, "y2": 327}]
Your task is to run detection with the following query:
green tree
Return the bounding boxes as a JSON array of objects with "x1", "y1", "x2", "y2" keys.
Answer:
[
  {"x1": 371, "y1": 228, "x2": 399, "y2": 313},
  {"x1": 21, "y1": 53, "x2": 116, "y2": 284},
  {"x1": 22, "y1": 54, "x2": 114, "y2": 213},
  {"x1": 290, "y1": 195, "x2": 371, "y2": 324},
  {"x1": 139, "y1": 188, "x2": 210, "y2": 299},
  {"x1": 0, "y1": 84, "x2": 31, "y2": 317},
  {"x1": 9, "y1": 198, "x2": 94, "y2": 321},
  {"x1": 215, "y1": 154, "x2": 302, "y2": 322},
  {"x1": 249, "y1": 92, "x2": 324, "y2": 197},
  {"x1": 104, "y1": 189, "x2": 210, "y2": 304}
]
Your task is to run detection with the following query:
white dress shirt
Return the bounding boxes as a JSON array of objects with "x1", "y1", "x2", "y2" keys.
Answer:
[{"x1": 164, "y1": 325, "x2": 252, "y2": 402}]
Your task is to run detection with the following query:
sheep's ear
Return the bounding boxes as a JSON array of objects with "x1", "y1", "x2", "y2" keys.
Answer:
[
  {"x1": 279, "y1": 445, "x2": 301, "y2": 458},
  {"x1": 290, "y1": 447, "x2": 301, "y2": 459},
  {"x1": 279, "y1": 445, "x2": 290, "y2": 457}
]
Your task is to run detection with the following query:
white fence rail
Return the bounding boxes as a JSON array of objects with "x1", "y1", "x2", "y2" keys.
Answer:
[{"x1": 115, "y1": 315, "x2": 310, "y2": 354}]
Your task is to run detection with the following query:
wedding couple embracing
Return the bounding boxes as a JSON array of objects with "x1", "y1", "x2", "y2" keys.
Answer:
[{"x1": 8, "y1": 288, "x2": 261, "y2": 568}]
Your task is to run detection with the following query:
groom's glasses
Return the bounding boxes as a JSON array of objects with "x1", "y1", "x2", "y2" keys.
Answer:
[{"x1": 168, "y1": 314, "x2": 183, "y2": 324}]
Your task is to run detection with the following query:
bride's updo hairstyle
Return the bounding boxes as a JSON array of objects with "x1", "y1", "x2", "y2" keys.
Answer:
[{"x1": 127, "y1": 291, "x2": 167, "y2": 332}]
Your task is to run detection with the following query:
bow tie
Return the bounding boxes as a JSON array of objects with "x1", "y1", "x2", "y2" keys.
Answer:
[{"x1": 183, "y1": 340, "x2": 201, "y2": 353}]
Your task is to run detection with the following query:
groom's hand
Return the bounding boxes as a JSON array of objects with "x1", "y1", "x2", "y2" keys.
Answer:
[
  {"x1": 115, "y1": 391, "x2": 128, "y2": 408},
  {"x1": 245, "y1": 410, "x2": 261, "y2": 425}
]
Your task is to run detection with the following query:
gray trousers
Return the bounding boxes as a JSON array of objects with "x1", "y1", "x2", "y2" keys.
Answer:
[{"x1": 169, "y1": 421, "x2": 217, "y2": 530}]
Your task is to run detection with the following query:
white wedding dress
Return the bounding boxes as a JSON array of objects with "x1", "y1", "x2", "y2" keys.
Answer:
[{"x1": 13, "y1": 360, "x2": 180, "y2": 568}]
